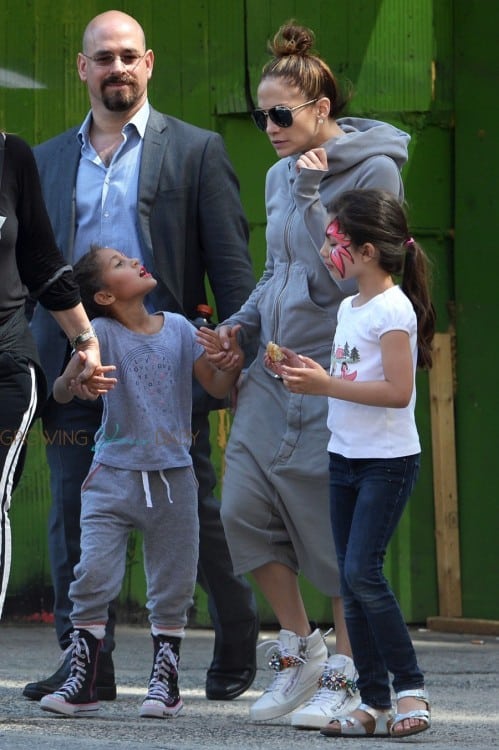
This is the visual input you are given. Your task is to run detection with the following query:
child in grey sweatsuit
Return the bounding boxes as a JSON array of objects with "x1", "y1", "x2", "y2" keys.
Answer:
[{"x1": 40, "y1": 244, "x2": 243, "y2": 720}]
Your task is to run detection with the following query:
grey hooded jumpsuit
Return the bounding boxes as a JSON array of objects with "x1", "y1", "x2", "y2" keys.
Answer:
[{"x1": 221, "y1": 118, "x2": 410, "y2": 596}]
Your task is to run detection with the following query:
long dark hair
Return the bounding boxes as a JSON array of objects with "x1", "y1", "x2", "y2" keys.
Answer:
[{"x1": 329, "y1": 189, "x2": 436, "y2": 369}]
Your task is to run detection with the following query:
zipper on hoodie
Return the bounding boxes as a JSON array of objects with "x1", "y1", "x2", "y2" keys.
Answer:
[{"x1": 272, "y1": 203, "x2": 296, "y2": 342}]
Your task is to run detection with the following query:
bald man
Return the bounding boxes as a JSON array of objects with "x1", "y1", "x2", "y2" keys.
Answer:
[{"x1": 25, "y1": 11, "x2": 258, "y2": 710}]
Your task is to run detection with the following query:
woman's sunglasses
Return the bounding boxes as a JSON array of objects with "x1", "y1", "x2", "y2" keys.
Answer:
[{"x1": 251, "y1": 99, "x2": 318, "y2": 132}]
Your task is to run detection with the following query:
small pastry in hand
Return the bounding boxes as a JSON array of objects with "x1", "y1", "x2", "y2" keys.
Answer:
[
  {"x1": 266, "y1": 341, "x2": 286, "y2": 363},
  {"x1": 265, "y1": 341, "x2": 305, "y2": 378},
  {"x1": 265, "y1": 340, "x2": 293, "y2": 378}
]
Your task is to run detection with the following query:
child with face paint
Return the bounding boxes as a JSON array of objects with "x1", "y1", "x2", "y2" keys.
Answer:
[{"x1": 280, "y1": 177, "x2": 435, "y2": 738}]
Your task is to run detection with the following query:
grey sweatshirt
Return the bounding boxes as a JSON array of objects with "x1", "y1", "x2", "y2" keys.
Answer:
[{"x1": 224, "y1": 117, "x2": 410, "y2": 368}]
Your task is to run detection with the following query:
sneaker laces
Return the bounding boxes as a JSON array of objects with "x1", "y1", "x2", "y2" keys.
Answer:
[
  {"x1": 146, "y1": 643, "x2": 178, "y2": 703},
  {"x1": 54, "y1": 631, "x2": 92, "y2": 698}
]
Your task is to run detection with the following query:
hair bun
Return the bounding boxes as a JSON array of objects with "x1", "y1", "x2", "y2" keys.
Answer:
[{"x1": 270, "y1": 21, "x2": 316, "y2": 58}]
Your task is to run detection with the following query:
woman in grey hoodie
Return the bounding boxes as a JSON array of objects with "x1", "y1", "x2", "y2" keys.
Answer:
[{"x1": 216, "y1": 21, "x2": 410, "y2": 730}]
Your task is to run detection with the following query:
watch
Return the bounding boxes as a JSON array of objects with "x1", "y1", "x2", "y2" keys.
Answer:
[{"x1": 70, "y1": 326, "x2": 96, "y2": 350}]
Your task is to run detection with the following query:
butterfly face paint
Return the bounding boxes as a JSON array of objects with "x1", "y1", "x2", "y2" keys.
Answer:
[{"x1": 326, "y1": 219, "x2": 354, "y2": 278}]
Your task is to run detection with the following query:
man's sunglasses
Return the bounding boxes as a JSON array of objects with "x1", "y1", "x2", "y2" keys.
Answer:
[{"x1": 251, "y1": 99, "x2": 318, "y2": 132}]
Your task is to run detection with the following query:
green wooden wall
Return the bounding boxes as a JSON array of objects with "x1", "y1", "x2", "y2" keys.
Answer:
[
  {"x1": 453, "y1": 3, "x2": 499, "y2": 619},
  {"x1": 1, "y1": 0, "x2": 496, "y2": 624}
]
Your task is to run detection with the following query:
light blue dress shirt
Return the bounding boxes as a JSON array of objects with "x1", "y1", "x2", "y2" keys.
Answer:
[{"x1": 74, "y1": 101, "x2": 150, "y2": 267}]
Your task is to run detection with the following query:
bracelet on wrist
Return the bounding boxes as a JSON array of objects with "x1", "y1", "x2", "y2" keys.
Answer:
[{"x1": 69, "y1": 326, "x2": 96, "y2": 350}]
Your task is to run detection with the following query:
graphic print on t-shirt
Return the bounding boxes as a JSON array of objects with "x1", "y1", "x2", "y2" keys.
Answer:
[
  {"x1": 119, "y1": 343, "x2": 173, "y2": 416},
  {"x1": 331, "y1": 339, "x2": 359, "y2": 381}
]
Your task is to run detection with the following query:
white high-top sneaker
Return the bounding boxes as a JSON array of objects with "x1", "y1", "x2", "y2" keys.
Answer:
[
  {"x1": 249, "y1": 628, "x2": 327, "y2": 722},
  {"x1": 291, "y1": 653, "x2": 360, "y2": 729}
]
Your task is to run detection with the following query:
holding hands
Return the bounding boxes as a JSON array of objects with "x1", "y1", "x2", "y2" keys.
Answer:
[
  {"x1": 197, "y1": 324, "x2": 244, "y2": 372},
  {"x1": 54, "y1": 351, "x2": 117, "y2": 404}
]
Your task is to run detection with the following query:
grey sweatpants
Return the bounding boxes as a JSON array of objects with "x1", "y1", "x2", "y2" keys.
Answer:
[{"x1": 70, "y1": 462, "x2": 199, "y2": 629}]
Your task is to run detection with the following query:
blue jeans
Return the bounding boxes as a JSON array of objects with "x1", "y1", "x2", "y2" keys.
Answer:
[{"x1": 328, "y1": 452, "x2": 424, "y2": 709}]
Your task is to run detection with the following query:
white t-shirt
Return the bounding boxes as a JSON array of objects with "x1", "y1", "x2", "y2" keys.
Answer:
[{"x1": 327, "y1": 285, "x2": 421, "y2": 458}]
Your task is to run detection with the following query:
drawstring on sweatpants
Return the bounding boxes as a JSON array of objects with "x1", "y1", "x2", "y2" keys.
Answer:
[
  {"x1": 141, "y1": 471, "x2": 173, "y2": 508},
  {"x1": 159, "y1": 470, "x2": 173, "y2": 504}
]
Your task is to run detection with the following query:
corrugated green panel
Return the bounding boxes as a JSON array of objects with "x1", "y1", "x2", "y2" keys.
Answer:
[
  {"x1": 246, "y1": 1, "x2": 433, "y2": 114},
  {"x1": 245, "y1": 0, "x2": 274, "y2": 108},
  {"x1": 0, "y1": 0, "x2": 38, "y2": 140},
  {"x1": 432, "y1": 0, "x2": 454, "y2": 111},
  {"x1": 454, "y1": 3, "x2": 499, "y2": 619},
  {"x1": 353, "y1": 0, "x2": 434, "y2": 113},
  {"x1": 163, "y1": 1, "x2": 211, "y2": 127},
  {"x1": 138, "y1": 0, "x2": 216, "y2": 129},
  {"x1": 402, "y1": 124, "x2": 454, "y2": 331},
  {"x1": 33, "y1": 2, "x2": 85, "y2": 140},
  {"x1": 403, "y1": 125, "x2": 453, "y2": 230},
  {"x1": 139, "y1": 2, "x2": 184, "y2": 118},
  {"x1": 220, "y1": 116, "x2": 275, "y2": 233},
  {"x1": 206, "y1": 0, "x2": 247, "y2": 114},
  {"x1": 246, "y1": 224, "x2": 269, "y2": 280}
]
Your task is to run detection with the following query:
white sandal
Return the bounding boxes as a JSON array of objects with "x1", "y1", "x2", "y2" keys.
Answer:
[
  {"x1": 389, "y1": 688, "x2": 431, "y2": 737},
  {"x1": 320, "y1": 702, "x2": 393, "y2": 737}
]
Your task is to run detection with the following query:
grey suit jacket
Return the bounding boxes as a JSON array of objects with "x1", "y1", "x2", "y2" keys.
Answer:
[{"x1": 31, "y1": 107, "x2": 255, "y2": 409}]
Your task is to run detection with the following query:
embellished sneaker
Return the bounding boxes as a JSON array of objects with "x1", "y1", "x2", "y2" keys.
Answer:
[
  {"x1": 40, "y1": 629, "x2": 101, "y2": 716},
  {"x1": 140, "y1": 634, "x2": 183, "y2": 719},
  {"x1": 249, "y1": 628, "x2": 328, "y2": 722},
  {"x1": 291, "y1": 653, "x2": 360, "y2": 729}
]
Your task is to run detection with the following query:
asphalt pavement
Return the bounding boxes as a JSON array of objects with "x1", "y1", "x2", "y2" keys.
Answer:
[{"x1": 0, "y1": 622, "x2": 498, "y2": 749}]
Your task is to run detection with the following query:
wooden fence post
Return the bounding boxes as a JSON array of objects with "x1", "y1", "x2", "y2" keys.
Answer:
[{"x1": 428, "y1": 332, "x2": 462, "y2": 617}]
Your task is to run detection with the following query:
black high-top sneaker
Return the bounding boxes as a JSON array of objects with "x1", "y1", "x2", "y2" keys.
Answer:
[
  {"x1": 140, "y1": 634, "x2": 183, "y2": 719},
  {"x1": 40, "y1": 629, "x2": 101, "y2": 716},
  {"x1": 23, "y1": 647, "x2": 116, "y2": 701}
]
